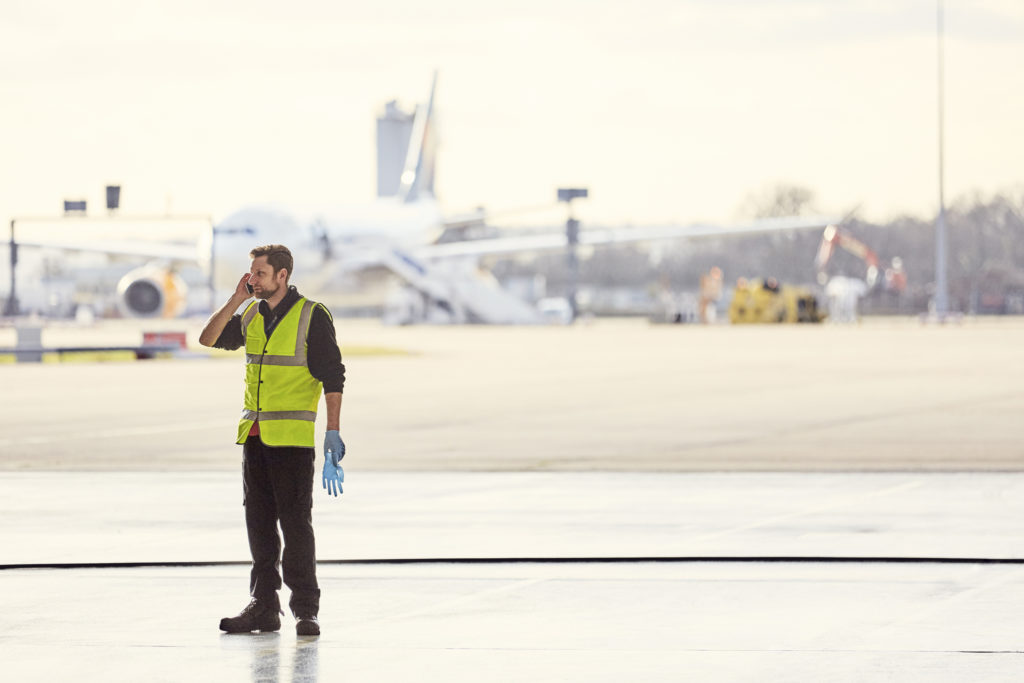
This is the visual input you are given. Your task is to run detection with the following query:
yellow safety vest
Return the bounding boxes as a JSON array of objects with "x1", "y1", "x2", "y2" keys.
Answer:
[{"x1": 235, "y1": 297, "x2": 323, "y2": 447}]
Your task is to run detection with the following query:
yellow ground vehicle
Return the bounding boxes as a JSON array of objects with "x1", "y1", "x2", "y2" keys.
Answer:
[{"x1": 728, "y1": 278, "x2": 825, "y2": 324}]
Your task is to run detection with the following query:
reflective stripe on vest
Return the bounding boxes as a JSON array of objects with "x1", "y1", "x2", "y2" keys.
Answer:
[
  {"x1": 236, "y1": 297, "x2": 322, "y2": 447},
  {"x1": 241, "y1": 409, "x2": 317, "y2": 422}
]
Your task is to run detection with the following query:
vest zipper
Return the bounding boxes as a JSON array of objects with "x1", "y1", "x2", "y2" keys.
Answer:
[
  {"x1": 256, "y1": 308, "x2": 278, "y2": 419},
  {"x1": 256, "y1": 343, "x2": 267, "y2": 415}
]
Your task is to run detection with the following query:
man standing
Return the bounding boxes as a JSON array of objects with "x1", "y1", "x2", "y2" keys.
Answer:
[{"x1": 199, "y1": 244, "x2": 346, "y2": 637}]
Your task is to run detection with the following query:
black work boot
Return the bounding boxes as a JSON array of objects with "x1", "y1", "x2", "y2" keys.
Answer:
[
  {"x1": 219, "y1": 598, "x2": 282, "y2": 633},
  {"x1": 295, "y1": 615, "x2": 320, "y2": 636}
]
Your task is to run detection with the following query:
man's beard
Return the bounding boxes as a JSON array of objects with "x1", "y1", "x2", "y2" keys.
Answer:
[{"x1": 254, "y1": 282, "x2": 279, "y2": 300}]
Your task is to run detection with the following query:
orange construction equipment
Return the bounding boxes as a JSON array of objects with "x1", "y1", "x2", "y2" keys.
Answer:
[
  {"x1": 814, "y1": 225, "x2": 880, "y2": 287},
  {"x1": 814, "y1": 225, "x2": 906, "y2": 294}
]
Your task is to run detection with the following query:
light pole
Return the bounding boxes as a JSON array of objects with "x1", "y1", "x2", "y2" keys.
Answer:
[
  {"x1": 934, "y1": 0, "x2": 949, "y2": 316},
  {"x1": 557, "y1": 188, "x2": 588, "y2": 322},
  {"x1": 3, "y1": 220, "x2": 17, "y2": 316}
]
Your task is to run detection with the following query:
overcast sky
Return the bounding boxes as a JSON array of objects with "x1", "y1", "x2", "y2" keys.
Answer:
[{"x1": 1, "y1": 0, "x2": 1022, "y2": 228}]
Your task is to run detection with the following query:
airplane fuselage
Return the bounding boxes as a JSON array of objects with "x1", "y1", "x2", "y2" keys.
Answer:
[{"x1": 200, "y1": 197, "x2": 445, "y2": 292}]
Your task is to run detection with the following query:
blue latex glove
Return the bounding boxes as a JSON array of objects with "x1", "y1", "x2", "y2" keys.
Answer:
[
  {"x1": 324, "y1": 430, "x2": 345, "y2": 465},
  {"x1": 323, "y1": 454, "x2": 344, "y2": 496},
  {"x1": 323, "y1": 430, "x2": 345, "y2": 497}
]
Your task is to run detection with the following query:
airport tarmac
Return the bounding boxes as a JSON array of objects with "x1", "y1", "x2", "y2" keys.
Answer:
[
  {"x1": 3, "y1": 471, "x2": 1024, "y2": 681},
  {"x1": 6, "y1": 471, "x2": 1024, "y2": 565},
  {"x1": 1, "y1": 316, "x2": 1022, "y2": 471},
  {"x1": 2, "y1": 317, "x2": 1023, "y2": 680},
  {"x1": 5, "y1": 561, "x2": 1024, "y2": 682}
]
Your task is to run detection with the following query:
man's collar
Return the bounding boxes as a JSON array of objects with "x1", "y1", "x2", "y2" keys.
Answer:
[{"x1": 259, "y1": 285, "x2": 301, "y2": 319}]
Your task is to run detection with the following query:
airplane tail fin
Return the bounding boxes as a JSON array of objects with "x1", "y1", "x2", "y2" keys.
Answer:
[{"x1": 396, "y1": 71, "x2": 438, "y2": 203}]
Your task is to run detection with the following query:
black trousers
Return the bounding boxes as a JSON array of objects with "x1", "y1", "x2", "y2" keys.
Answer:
[{"x1": 242, "y1": 437, "x2": 320, "y2": 616}]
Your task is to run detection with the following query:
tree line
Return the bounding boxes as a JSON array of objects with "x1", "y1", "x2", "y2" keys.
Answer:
[{"x1": 492, "y1": 185, "x2": 1024, "y2": 315}]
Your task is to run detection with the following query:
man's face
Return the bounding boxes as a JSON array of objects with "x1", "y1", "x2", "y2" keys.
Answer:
[{"x1": 248, "y1": 256, "x2": 287, "y2": 300}]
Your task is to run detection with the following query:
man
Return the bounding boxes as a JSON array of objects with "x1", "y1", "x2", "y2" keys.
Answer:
[{"x1": 199, "y1": 244, "x2": 346, "y2": 637}]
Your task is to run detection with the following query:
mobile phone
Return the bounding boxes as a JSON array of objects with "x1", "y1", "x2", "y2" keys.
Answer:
[{"x1": 246, "y1": 283, "x2": 254, "y2": 294}]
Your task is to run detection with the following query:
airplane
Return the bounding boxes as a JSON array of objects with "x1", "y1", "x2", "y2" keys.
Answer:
[{"x1": 6, "y1": 72, "x2": 840, "y2": 325}]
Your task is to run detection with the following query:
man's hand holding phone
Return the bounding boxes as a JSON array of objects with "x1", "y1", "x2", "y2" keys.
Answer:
[{"x1": 234, "y1": 274, "x2": 254, "y2": 301}]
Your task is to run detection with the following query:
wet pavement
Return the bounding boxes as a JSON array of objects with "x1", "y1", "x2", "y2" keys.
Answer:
[
  {"x1": 3, "y1": 471, "x2": 1024, "y2": 681},
  {"x1": 5, "y1": 561, "x2": 1024, "y2": 682}
]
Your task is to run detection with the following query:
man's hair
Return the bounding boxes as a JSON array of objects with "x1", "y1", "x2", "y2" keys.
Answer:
[{"x1": 250, "y1": 244, "x2": 293, "y2": 281}]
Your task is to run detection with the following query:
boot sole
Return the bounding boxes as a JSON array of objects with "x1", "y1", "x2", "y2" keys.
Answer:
[{"x1": 219, "y1": 619, "x2": 281, "y2": 633}]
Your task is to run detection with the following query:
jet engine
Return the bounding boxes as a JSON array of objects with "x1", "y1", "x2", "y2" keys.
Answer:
[{"x1": 116, "y1": 265, "x2": 187, "y2": 318}]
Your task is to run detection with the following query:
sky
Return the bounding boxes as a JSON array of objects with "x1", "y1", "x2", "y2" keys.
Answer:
[{"x1": 1, "y1": 0, "x2": 1022, "y2": 230}]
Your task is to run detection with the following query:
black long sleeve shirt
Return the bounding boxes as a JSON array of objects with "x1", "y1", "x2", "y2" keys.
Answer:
[{"x1": 212, "y1": 286, "x2": 345, "y2": 394}]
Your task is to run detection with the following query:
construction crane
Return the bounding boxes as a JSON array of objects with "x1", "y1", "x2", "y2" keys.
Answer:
[
  {"x1": 814, "y1": 225, "x2": 906, "y2": 292},
  {"x1": 814, "y1": 225, "x2": 880, "y2": 287},
  {"x1": 813, "y1": 225, "x2": 907, "y2": 322}
]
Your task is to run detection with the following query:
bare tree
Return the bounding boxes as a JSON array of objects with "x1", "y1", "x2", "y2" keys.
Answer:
[
  {"x1": 491, "y1": 185, "x2": 1024, "y2": 315},
  {"x1": 740, "y1": 183, "x2": 819, "y2": 219}
]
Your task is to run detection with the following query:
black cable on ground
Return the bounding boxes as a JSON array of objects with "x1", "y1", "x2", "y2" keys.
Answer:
[{"x1": 3, "y1": 556, "x2": 1024, "y2": 570}]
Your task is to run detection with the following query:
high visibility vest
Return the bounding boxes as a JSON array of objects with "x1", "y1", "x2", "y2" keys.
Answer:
[{"x1": 236, "y1": 297, "x2": 323, "y2": 447}]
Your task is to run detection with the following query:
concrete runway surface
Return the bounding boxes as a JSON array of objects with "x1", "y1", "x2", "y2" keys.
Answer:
[
  {"x1": 2, "y1": 317, "x2": 1023, "y2": 680},
  {"x1": 3, "y1": 471, "x2": 1024, "y2": 681},
  {"x1": 5, "y1": 562, "x2": 1024, "y2": 682},
  {"x1": 1, "y1": 316, "x2": 1022, "y2": 471}
]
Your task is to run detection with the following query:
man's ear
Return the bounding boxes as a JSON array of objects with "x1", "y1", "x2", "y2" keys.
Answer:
[{"x1": 278, "y1": 268, "x2": 290, "y2": 285}]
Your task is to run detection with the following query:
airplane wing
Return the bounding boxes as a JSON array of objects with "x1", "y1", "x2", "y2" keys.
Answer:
[
  {"x1": 12, "y1": 237, "x2": 199, "y2": 262},
  {"x1": 10, "y1": 214, "x2": 213, "y2": 263},
  {"x1": 414, "y1": 214, "x2": 839, "y2": 260}
]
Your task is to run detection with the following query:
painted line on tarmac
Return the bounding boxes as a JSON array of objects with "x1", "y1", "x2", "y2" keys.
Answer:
[{"x1": 4, "y1": 556, "x2": 1024, "y2": 570}]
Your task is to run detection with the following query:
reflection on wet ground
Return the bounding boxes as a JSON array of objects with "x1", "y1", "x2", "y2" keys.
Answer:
[{"x1": 220, "y1": 633, "x2": 319, "y2": 683}]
